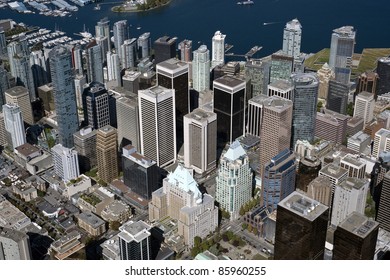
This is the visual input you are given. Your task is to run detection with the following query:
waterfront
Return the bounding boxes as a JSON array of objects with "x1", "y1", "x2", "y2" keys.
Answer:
[{"x1": 0, "y1": 0, "x2": 390, "y2": 56}]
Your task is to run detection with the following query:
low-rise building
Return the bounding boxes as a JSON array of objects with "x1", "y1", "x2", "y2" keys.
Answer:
[
  {"x1": 101, "y1": 200, "x2": 132, "y2": 224},
  {"x1": 0, "y1": 196, "x2": 31, "y2": 231},
  {"x1": 77, "y1": 212, "x2": 106, "y2": 237},
  {"x1": 11, "y1": 180, "x2": 37, "y2": 202},
  {"x1": 60, "y1": 174, "x2": 92, "y2": 199},
  {"x1": 77, "y1": 186, "x2": 115, "y2": 216},
  {"x1": 49, "y1": 230, "x2": 85, "y2": 260}
]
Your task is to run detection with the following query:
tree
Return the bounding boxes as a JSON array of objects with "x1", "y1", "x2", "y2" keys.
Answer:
[
  {"x1": 239, "y1": 205, "x2": 246, "y2": 216},
  {"x1": 241, "y1": 223, "x2": 248, "y2": 230},
  {"x1": 317, "y1": 101, "x2": 323, "y2": 112},
  {"x1": 109, "y1": 221, "x2": 121, "y2": 231},
  {"x1": 346, "y1": 102, "x2": 354, "y2": 116},
  {"x1": 248, "y1": 224, "x2": 253, "y2": 233},
  {"x1": 253, "y1": 227, "x2": 259, "y2": 236},
  {"x1": 194, "y1": 236, "x2": 202, "y2": 247}
]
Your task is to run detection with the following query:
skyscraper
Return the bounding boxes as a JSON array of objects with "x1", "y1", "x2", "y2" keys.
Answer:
[
  {"x1": 282, "y1": 18, "x2": 302, "y2": 60},
  {"x1": 262, "y1": 149, "x2": 296, "y2": 212},
  {"x1": 106, "y1": 51, "x2": 120, "y2": 84},
  {"x1": 267, "y1": 79, "x2": 294, "y2": 100},
  {"x1": 274, "y1": 191, "x2": 329, "y2": 260},
  {"x1": 259, "y1": 96, "x2": 293, "y2": 176},
  {"x1": 215, "y1": 141, "x2": 253, "y2": 220},
  {"x1": 138, "y1": 86, "x2": 176, "y2": 168},
  {"x1": 245, "y1": 58, "x2": 271, "y2": 97},
  {"x1": 376, "y1": 170, "x2": 390, "y2": 232},
  {"x1": 291, "y1": 73, "x2": 319, "y2": 146},
  {"x1": 121, "y1": 38, "x2": 138, "y2": 69},
  {"x1": 86, "y1": 44, "x2": 104, "y2": 83},
  {"x1": 211, "y1": 31, "x2": 226, "y2": 69},
  {"x1": 318, "y1": 163, "x2": 348, "y2": 193},
  {"x1": 213, "y1": 75, "x2": 246, "y2": 146},
  {"x1": 356, "y1": 71, "x2": 378, "y2": 95},
  {"x1": 96, "y1": 125, "x2": 118, "y2": 184},
  {"x1": 49, "y1": 46, "x2": 79, "y2": 148},
  {"x1": 113, "y1": 20, "x2": 129, "y2": 61},
  {"x1": 5, "y1": 86, "x2": 34, "y2": 125},
  {"x1": 317, "y1": 63, "x2": 335, "y2": 100},
  {"x1": 137, "y1": 32, "x2": 151, "y2": 60},
  {"x1": 376, "y1": 57, "x2": 390, "y2": 96},
  {"x1": 73, "y1": 126, "x2": 97, "y2": 173},
  {"x1": 153, "y1": 36, "x2": 177, "y2": 65},
  {"x1": 30, "y1": 50, "x2": 50, "y2": 89},
  {"x1": 116, "y1": 94, "x2": 140, "y2": 150},
  {"x1": 333, "y1": 212, "x2": 379, "y2": 260},
  {"x1": 183, "y1": 108, "x2": 217, "y2": 175},
  {"x1": 51, "y1": 143, "x2": 80, "y2": 182},
  {"x1": 192, "y1": 45, "x2": 210, "y2": 92},
  {"x1": 178, "y1": 39, "x2": 192, "y2": 62},
  {"x1": 149, "y1": 165, "x2": 218, "y2": 247},
  {"x1": 122, "y1": 145, "x2": 160, "y2": 200},
  {"x1": 2, "y1": 104, "x2": 25, "y2": 150},
  {"x1": 12, "y1": 55, "x2": 36, "y2": 102},
  {"x1": 82, "y1": 82, "x2": 110, "y2": 129},
  {"x1": 0, "y1": 65, "x2": 10, "y2": 107},
  {"x1": 329, "y1": 26, "x2": 356, "y2": 84},
  {"x1": 118, "y1": 220, "x2": 151, "y2": 260},
  {"x1": 353, "y1": 91, "x2": 374, "y2": 124},
  {"x1": 269, "y1": 51, "x2": 293, "y2": 83},
  {"x1": 330, "y1": 177, "x2": 369, "y2": 226},
  {"x1": 95, "y1": 17, "x2": 111, "y2": 54}
]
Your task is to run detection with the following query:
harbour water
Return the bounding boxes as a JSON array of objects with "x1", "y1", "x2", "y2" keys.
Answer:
[{"x1": 0, "y1": 0, "x2": 390, "y2": 56}]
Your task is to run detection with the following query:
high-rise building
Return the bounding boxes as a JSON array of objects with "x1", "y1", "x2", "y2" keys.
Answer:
[
  {"x1": 122, "y1": 145, "x2": 160, "y2": 200},
  {"x1": 282, "y1": 18, "x2": 302, "y2": 60},
  {"x1": 326, "y1": 79, "x2": 350, "y2": 115},
  {"x1": 178, "y1": 39, "x2": 192, "y2": 62},
  {"x1": 291, "y1": 73, "x2": 319, "y2": 146},
  {"x1": 246, "y1": 95, "x2": 267, "y2": 138},
  {"x1": 149, "y1": 165, "x2": 218, "y2": 247},
  {"x1": 0, "y1": 226, "x2": 31, "y2": 260},
  {"x1": 11, "y1": 55, "x2": 36, "y2": 102},
  {"x1": 262, "y1": 149, "x2": 296, "y2": 212},
  {"x1": 96, "y1": 125, "x2": 118, "y2": 184},
  {"x1": 116, "y1": 94, "x2": 140, "y2": 150},
  {"x1": 82, "y1": 82, "x2": 110, "y2": 129},
  {"x1": 331, "y1": 177, "x2": 369, "y2": 226},
  {"x1": 269, "y1": 51, "x2": 293, "y2": 83},
  {"x1": 333, "y1": 212, "x2": 379, "y2": 260},
  {"x1": 354, "y1": 91, "x2": 374, "y2": 125},
  {"x1": 306, "y1": 176, "x2": 333, "y2": 207},
  {"x1": 213, "y1": 75, "x2": 246, "y2": 146},
  {"x1": 245, "y1": 58, "x2": 270, "y2": 97},
  {"x1": 113, "y1": 20, "x2": 129, "y2": 61},
  {"x1": 86, "y1": 44, "x2": 104, "y2": 83},
  {"x1": 317, "y1": 63, "x2": 335, "y2": 100},
  {"x1": 372, "y1": 128, "x2": 390, "y2": 158},
  {"x1": 0, "y1": 112, "x2": 7, "y2": 148},
  {"x1": 267, "y1": 79, "x2": 294, "y2": 100},
  {"x1": 121, "y1": 38, "x2": 138, "y2": 69},
  {"x1": 106, "y1": 51, "x2": 121, "y2": 85},
  {"x1": 377, "y1": 170, "x2": 390, "y2": 232},
  {"x1": 118, "y1": 220, "x2": 151, "y2": 260},
  {"x1": 315, "y1": 109, "x2": 348, "y2": 145},
  {"x1": 30, "y1": 50, "x2": 50, "y2": 89},
  {"x1": 138, "y1": 86, "x2": 176, "y2": 168},
  {"x1": 215, "y1": 141, "x2": 253, "y2": 220},
  {"x1": 73, "y1": 126, "x2": 97, "y2": 173},
  {"x1": 329, "y1": 26, "x2": 356, "y2": 84},
  {"x1": 259, "y1": 96, "x2": 293, "y2": 176},
  {"x1": 0, "y1": 65, "x2": 10, "y2": 106},
  {"x1": 2, "y1": 104, "x2": 25, "y2": 150},
  {"x1": 122, "y1": 70, "x2": 140, "y2": 93},
  {"x1": 356, "y1": 72, "x2": 378, "y2": 95},
  {"x1": 340, "y1": 154, "x2": 366, "y2": 179},
  {"x1": 211, "y1": 31, "x2": 226, "y2": 69},
  {"x1": 52, "y1": 143, "x2": 80, "y2": 182},
  {"x1": 4, "y1": 86, "x2": 34, "y2": 125},
  {"x1": 95, "y1": 17, "x2": 111, "y2": 50},
  {"x1": 49, "y1": 46, "x2": 79, "y2": 148},
  {"x1": 183, "y1": 108, "x2": 217, "y2": 175},
  {"x1": 0, "y1": 28, "x2": 6, "y2": 56},
  {"x1": 318, "y1": 163, "x2": 348, "y2": 193},
  {"x1": 274, "y1": 191, "x2": 329, "y2": 260},
  {"x1": 153, "y1": 36, "x2": 177, "y2": 65},
  {"x1": 192, "y1": 45, "x2": 210, "y2": 92},
  {"x1": 72, "y1": 45, "x2": 84, "y2": 76},
  {"x1": 376, "y1": 57, "x2": 390, "y2": 96},
  {"x1": 137, "y1": 32, "x2": 151, "y2": 60}
]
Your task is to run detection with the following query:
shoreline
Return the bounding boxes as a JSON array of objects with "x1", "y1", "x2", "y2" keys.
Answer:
[{"x1": 111, "y1": 0, "x2": 172, "y2": 13}]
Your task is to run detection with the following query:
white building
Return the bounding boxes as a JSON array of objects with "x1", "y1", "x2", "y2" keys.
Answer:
[
  {"x1": 331, "y1": 177, "x2": 369, "y2": 226},
  {"x1": 215, "y1": 141, "x2": 253, "y2": 220},
  {"x1": 192, "y1": 45, "x2": 210, "y2": 92},
  {"x1": 347, "y1": 131, "x2": 371, "y2": 154},
  {"x1": 183, "y1": 108, "x2": 217, "y2": 174},
  {"x1": 354, "y1": 91, "x2": 374, "y2": 124},
  {"x1": 52, "y1": 143, "x2": 80, "y2": 182},
  {"x1": 211, "y1": 31, "x2": 226, "y2": 69},
  {"x1": 340, "y1": 154, "x2": 366, "y2": 179},
  {"x1": 2, "y1": 103, "x2": 26, "y2": 150},
  {"x1": 106, "y1": 51, "x2": 120, "y2": 83},
  {"x1": 118, "y1": 220, "x2": 151, "y2": 260},
  {"x1": 149, "y1": 165, "x2": 218, "y2": 247},
  {"x1": 319, "y1": 163, "x2": 348, "y2": 193},
  {"x1": 372, "y1": 128, "x2": 390, "y2": 158},
  {"x1": 282, "y1": 18, "x2": 302, "y2": 60},
  {"x1": 138, "y1": 85, "x2": 176, "y2": 168},
  {"x1": 5, "y1": 86, "x2": 34, "y2": 125}
]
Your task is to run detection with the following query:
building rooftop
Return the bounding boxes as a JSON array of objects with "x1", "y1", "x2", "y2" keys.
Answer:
[
  {"x1": 0, "y1": 200, "x2": 31, "y2": 230},
  {"x1": 167, "y1": 165, "x2": 202, "y2": 201},
  {"x1": 320, "y1": 163, "x2": 348, "y2": 179},
  {"x1": 279, "y1": 191, "x2": 328, "y2": 221},
  {"x1": 223, "y1": 140, "x2": 247, "y2": 162},
  {"x1": 122, "y1": 71, "x2": 141, "y2": 81},
  {"x1": 357, "y1": 91, "x2": 374, "y2": 100},
  {"x1": 157, "y1": 58, "x2": 188, "y2": 72},
  {"x1": 213, "y1": 75, "x2": 245, "y2": 89},
  {"x1": 5, "y1": 86, "x2": 28, "y2": 97},
  {"x1": 341, "y1": 154, "x2": 366, "y2": 167},
  {"x1": 78, "y1": 212, "x2": 105, "y2": 229},
  {"x1": 285, "y1": 18, "x2": 302, "y2": 30},
  {"x1": 122, "y1": 145, "x2": 156, "y2": 168},
  {"x1": 339, "y1": 212, "x2": 379, "y2": 238},
  {"x1": 15, "y1": 143, "x2": 40, "y2": 158},
  {"x1": 338, "y1": 177, "x2": 368, "y2": 191},
  {"x1": 333, "y1": 26, "x2": 355, "y2": 37},
  {"x1": 349, "y1": 131, "x2": 370, "y2": 142},
  {"x1": 118, "y1": 220, "x2": 151, "y2": 243},
  {"x1": 268, "y1": 79, "x2": 294, "y2": 91},
  {"x1": 185, "y1": 108, "x2": 216, "y2": 122},
  {"x1": 0, "y1": 226, "x2": 29, "y2": 243},
  {"x1": 97, "y1": 125, "x2": 116, "y2": 135}
]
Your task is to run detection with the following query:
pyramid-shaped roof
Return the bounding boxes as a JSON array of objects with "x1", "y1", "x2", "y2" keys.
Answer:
[
  {"x1": 168, "y1": 165, "x2": 201, "y2": 199},
  {"x1": 223, "y1": 140, "x2": 246, "y2": 161}
]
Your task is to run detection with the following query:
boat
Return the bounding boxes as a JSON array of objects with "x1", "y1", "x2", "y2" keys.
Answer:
[
  {"x1": 136, "y1": 26, "x2": 141, "y2": 30},
  {"x1": 242, "y1": 0, "x2": 254, "y2": 4},
  {"x1": 237, "y1": 2, "x2": 242, "y2": 4},
  {"x1": 94, "y1": 4, "x2": 100, "y2": 10}
]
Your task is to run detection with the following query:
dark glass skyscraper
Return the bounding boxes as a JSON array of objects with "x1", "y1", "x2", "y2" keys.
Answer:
[
  {"x1": 82, "y1": 82, "x2": 110, "y2": 129},
  {"x1": 153, "y1": 36, "x2": 177, "y2": 65},
  {"x1": 376, "y1": 57, "x2": 390, "y2": 96},
  {"x1": 118, "y1": 220, "x2": 151, "y2": 260},
  {"x1": 49, "y1": 46, "x2": 79, "y2": 148},
  {"x1": 326, "y1": 79, "x2": 350, "y2": 115}
]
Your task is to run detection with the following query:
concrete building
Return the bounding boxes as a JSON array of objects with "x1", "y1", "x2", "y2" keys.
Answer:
[
  {"x1": 317, "y1": 63, "x2": 335, "y2": 100},
  {"x1": 2, "y1": 103, "x2": 26, "y2": 150},
  {"x1": 149, "y1": 165, "x2": 218, "y2": 247},
  {"x1": 77, "y1": 212, "x2": 106, "y2": 237},
  {"x1": 192, "y1": 45, "x2": 210, "y2": 92},
  {"x1": 347, "y1": 131, "x2": 371, "y2": 154},
  {"x1": 306, "y1": 176, "x2": 333, "y2": 207},
  {"x1": 354, "y1": 91, "x2": 374, "y2": 125},
  {"x1": 96, "y1": 125, "x2": 118, "y2": 184},
  {"x1": 138, "y1": 85, "x2": 176, "y2": 168},
  {"x1": 262, "y1": 149, "x2": 296, "y2": 212},
  {"x1": 340, "y1": 154, "x2": 366, "y2": 179},
  {"x1": 121, "y1": 38, "x2": 137, "y2": 69},
  {"x1": 101, "y1": 200, "x2": 132, "y2": 224},
  {"x1": 211, "y1": 31, "x2": 226, "y2": 69},
  {"x1": 4, "y1": 86, "x2": 33, "y2": 125},
  {"x1": 372, "y1": 128, "x2": 390, "y2": 158},
  {"x1": 315, "y1": 109, "x2": 348, "y2": 145},
  {"x1": 215, "y1": 141, "x2": 253, "y2": 220},
  {"x1": 118, "y1": 220, "x2": 151, "y2": 260},
  {"x1": 49, "y1": 231, "x2": 85, "y2": 260},
  {"x1": 377, "y1": 170, "x2": 390, "y2": 232},
  {"x1": 246, "y1": 95, "x2": 268, "y2": 138},
  {"x1": 274, "y1": 191, "x2": 329, "y2": 260},
  {"x1": 319, "y1": 163, "x2": 348, "y2": 193},
  {"x1": 116, "y1": 93, "x2": 140, "y2": 150},
  {"x1": 183, "y1": 108, "x2": 217, "y2": 175},
  {"x1": 0, "y1": 197, "x2": 31, "y2": 231},
  {"x1": 113, "y1": 20, "x2": 129, "y2": 61},
  {"x1": 122, "y1": 71, "x2": 140, "y2": 94},
  {"x1": 259, "y1": 96, "x2": 293, "y2": 176},
  {"x1": 178, "y1": 39, "x2": 192, "y2": 62},
  {"x1": 137, "y1": 32, "x2": 151, "y2": 60},
  {"x1": 51, "y1": 144, "x2": 80, "y2": 182},
  {"x1": 0, "y1": 226, "x2": 31, "y2": 260},
  {"x1": 73, "y1": 126, "x2": 97, "y2": 173},
  {"x1": 333, "y1": 212, "x2": 379, "y2": 260},
  {"x1": 86, "y1": 44, "x2": 104, "y2": 84},
  {"x1": 356, "y1": 71, "x2": 378, "y2": 95},
  {"x1": 346, "y1": 116, "x2": 364, "y2": 138},
  {"x1": 326, "y1": 79, "x2": 350, "y2": 115},
  {"x1": 77, "y1": 187, "x2": 115, "y2": 216},
  {"x1": 37, "y1": 83, "x2": 55, "y2": 114},
  {"x1": 282, "y1": 18, "x2": 302, "y2": 60},
  {"x1": 268, "y1": 79, "x2": 294, "y2": 101}
]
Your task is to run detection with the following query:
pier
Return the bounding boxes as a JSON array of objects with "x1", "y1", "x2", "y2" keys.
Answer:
[{"x1": 225, "y1": 45, "x2": 262, "y2": 60}]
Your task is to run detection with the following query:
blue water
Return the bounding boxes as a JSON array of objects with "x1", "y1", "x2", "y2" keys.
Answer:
[{"x1": 1, "y1": 0, "x2": 390, "y2": 56}]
